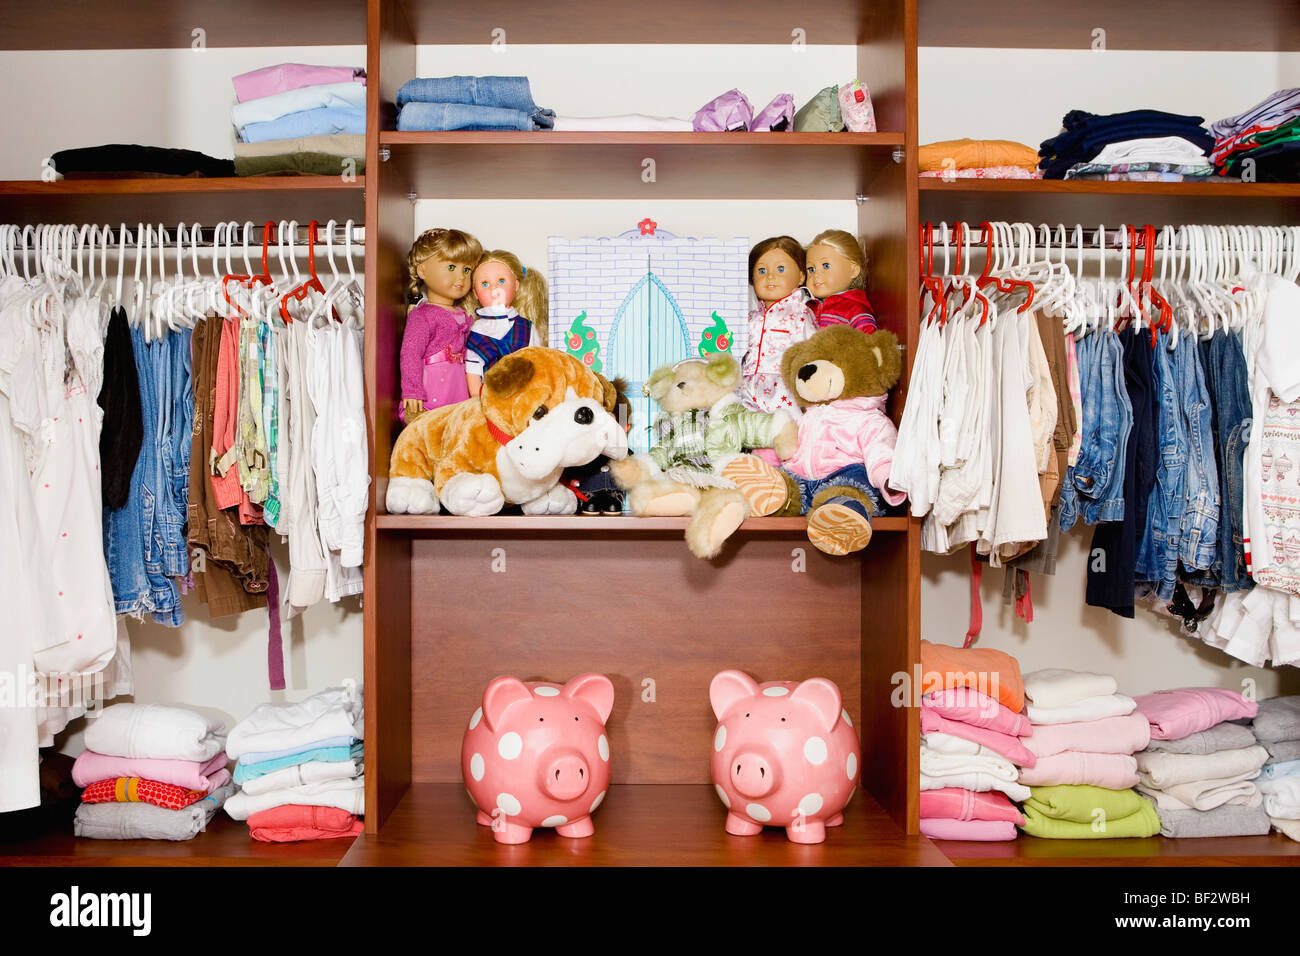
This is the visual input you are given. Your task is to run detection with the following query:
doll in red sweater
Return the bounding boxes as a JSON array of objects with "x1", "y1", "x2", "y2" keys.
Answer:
[{"x1": 805, "y1": 229, "x2": 876, "y2": 334}]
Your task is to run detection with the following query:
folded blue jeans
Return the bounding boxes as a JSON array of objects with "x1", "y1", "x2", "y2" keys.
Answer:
[
  {"x1": 396, "y1": 75, "x2": 540, "y2": 111},
  {"x1": 239, "y1": 107, "x2": 367, "y2": 143},
  {"x1": 396, "y1": 101, "x2": 555, "y2": 131}
]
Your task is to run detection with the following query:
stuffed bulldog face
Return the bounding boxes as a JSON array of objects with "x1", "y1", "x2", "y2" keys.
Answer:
[
  {"x1": 483, "y1": 347, "x2": 619, "y2": 436},
  {"x1": 505, "y1": 387, "x2": 629, "y2": 480},
  {"x1": 780, "y1": 326, "x2": 902, "y2": 407}
]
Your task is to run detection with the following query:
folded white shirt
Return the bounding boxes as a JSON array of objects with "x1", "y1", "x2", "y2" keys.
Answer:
[
  {"x1": 1135, "y1": 745, "x2": 1269, "y2": 789},
  {"x1": 923, "y1": 732, "x2": 1002, "y2": 761},
  {"x1": 920, "y1": 744, "x2": 1018, "y2": 781},
  {"x1": 84, "y1": 703, "x2": 225, "y2": 762},
  {"x1": 237, "y1": 757, "x2": 362, "y2": 796},
  {"x1": 1090, "y1": 136, "x2": 1209, "y2": 166},
  {"x1": 1136, "y1": 774, "x2": 1262, "y2": 812},
  {"x1": 224, "y1": 776, "x2": 365, "y2": 821},
  {"x1": 1026, "y1": 693, "x2": 1136, "y2": 725},
  {"x1": 919, "y1": 770, "x2": 1031, "y2": 803},
  {"x1": 1258, "y1": 775, "x2": 1300, "y2": 819},
  {"x1": 1023, "y1": 668, "x2": 1118, "y2": 709},
  {"x1": 225, "y1": 685, "x2": 363, "y2": 760},
  {"x1": 552, "y1": 113, "x2": 692, "y2": 132},
  {"x1": 231, "y1": 81, "x2": 368, "y2": 130}
]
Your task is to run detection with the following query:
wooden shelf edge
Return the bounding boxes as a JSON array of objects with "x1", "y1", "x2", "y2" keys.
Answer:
[
  {"x1": 935, "y1": 833, "x2": 1300, "y2": 867},
  {"x1": 381, "y1": 131, "x2": 907, "y2": 147},
  {"x1": 375, "y1": 515, "x2": 912, "y2": 532},
  {"x1": 918, "y1": 178, "x2": 1300, "y2": 198},
  {"x1": 0, "y1": 177, "x2": 366, "y2": 197}
]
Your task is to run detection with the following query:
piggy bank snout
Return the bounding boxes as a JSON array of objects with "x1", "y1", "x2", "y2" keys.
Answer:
[
  {"x1": 541, "y1": 751, "x2": 591, "y2": 802},
  {"x1": 730, "y1": 751, "x2": 778, "y2": 798}
]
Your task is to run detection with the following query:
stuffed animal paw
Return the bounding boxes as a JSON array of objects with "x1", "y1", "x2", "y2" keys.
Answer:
[
  {"x1": 386, "y1": 476, "x2": 440, "y2": 515},
  {"x1": 441, "y1": 472, "x2": 507, "y2": 516},
  {"x1": 520, "y1": 483, "x2": 579, "y2": 515}
]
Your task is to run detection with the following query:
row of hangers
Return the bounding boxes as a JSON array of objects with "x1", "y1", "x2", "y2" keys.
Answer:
[
  {"x1": 0, "y1": 219, "x2": 364, "y2": 341},
  {"x1": 921, "y1": 220, "x2": 1300, "y2": 349}
]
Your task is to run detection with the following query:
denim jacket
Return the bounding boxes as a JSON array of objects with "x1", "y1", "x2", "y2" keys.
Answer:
[{"x1": 1069, "y1": 331, "x2": 1131, "y2": 526}]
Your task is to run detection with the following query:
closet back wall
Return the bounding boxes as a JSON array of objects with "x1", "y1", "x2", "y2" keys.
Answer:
[{"x1": 918, "y1": 44, "x2": 1300, "y2": 697}]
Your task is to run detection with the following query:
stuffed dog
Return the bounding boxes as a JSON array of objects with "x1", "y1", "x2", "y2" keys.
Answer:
[{"x1": 386, "y1": 347, "x2": 627, "y2": 516}]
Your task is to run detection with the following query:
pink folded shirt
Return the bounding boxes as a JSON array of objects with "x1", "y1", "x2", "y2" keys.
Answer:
[
  {"x1": 921, "y1": 689, "x2": 1031, "y2": 737},
  {"x1": 1134, "y1": 688, "x2": 1258, "y2": 740},
  {"x1": 919, "y1": 817, "x2": 1018, "y2": 841},
  {"x1": 233, "y1": 63, "x2": 365, "y2": 103},
  {"x1": 73, "y1": 750, "x2": 230, "y2": 793},
  {"x1": 1015, "y1": 751, "x2": 1139, "y2": 789},
  {"x1": 919, "y1": 787, "x2": 1026, "y2": 825},
  {"x1": 921, "y1": 709, "x2": 1037, "y2": 768},
  {"x1": 1023, "y1": 713, "x2": 1151, "y2": 758}
]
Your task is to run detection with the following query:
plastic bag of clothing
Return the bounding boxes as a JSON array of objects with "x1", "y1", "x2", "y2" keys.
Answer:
[
  {"x1": 693, "y1": 89, "x2": 753, "y2": 132},
  {"x1": 751, "y1": 94, "x2": 795, "y2": 132},
  {"x1": 838, "y1": 79, "x2": 877, "y2": 132},
  {"x1": 794, "y1": 86, "x2": 843, "y2": 132}
]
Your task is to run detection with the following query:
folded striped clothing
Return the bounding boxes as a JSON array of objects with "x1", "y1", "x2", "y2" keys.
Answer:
[
  {"x1": 74, "y1": 782, "x2": 236, "y2": 841},
  {"x1": 1064, "y1": 162, "x2": 1219, "y2": 180},
  {"x1": 81, "y1": 776, "x2": 212, "y2": 811}
]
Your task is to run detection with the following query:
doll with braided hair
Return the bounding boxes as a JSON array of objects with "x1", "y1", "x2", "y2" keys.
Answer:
[
  {"x1": 398, "y1": 227, "x2": 482, "y2": 423},
  {"x1": 465, "y1": 249, "x2": 549, "y2": 397}
]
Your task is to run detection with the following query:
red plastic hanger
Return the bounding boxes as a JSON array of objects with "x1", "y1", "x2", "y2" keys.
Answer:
[{"x1": 279, "y1": 220, "x2": 329, "y2": 323}]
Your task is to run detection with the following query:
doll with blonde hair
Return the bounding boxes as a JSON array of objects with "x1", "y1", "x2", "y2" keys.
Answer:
[
  {"x1": 805, "y1": 228, "x2": 876, "y2": 334},
  {"x1": 399, "y1": 227, "x2": 482, "y2": 423},
  {"x1": 465, "y1": 249, "x2": 549, "y2": 397}
]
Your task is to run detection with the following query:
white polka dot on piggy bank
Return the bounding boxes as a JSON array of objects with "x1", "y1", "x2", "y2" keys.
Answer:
[
  {"x1": 461, "y1": 674, "x2": 616, "y2": 845},
  {"x1": 707, "y1": 669, "x2": 862, "y2": 845}
]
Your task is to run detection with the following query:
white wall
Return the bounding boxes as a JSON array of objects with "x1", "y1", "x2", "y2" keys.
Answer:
[{"x1": 4, "y1": 42, "x2": 1298, "y2": 759}]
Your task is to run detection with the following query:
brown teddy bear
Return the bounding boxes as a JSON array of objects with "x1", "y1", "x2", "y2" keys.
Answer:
[
  {"x1": 726, "y1": 325, "x2": 905, "y2": 555},
  {"x1": 609, "y1": 353, "x2": 798, "y2": 558},
  {"x1": 386, "y1": 347, "x2": 627, "y2": 516}
]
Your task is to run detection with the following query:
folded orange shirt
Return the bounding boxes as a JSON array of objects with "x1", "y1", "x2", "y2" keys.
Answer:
[
  {"x1": 247, "y1": 804, "x2": 364, "y2": 843},
  {"x1": 919, "y1": 639, "x2": 1025, "y2": 713},
  {"x1": 918, "y1": 139, "x2": 1041, "y2": 173}
]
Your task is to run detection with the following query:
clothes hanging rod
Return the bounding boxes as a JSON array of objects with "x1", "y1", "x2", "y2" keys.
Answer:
[
  {"x1": 928, "y1": 223, "x2": 1299, "y2": 251},
  {"x1": 5, "y1": 222, "x2": 366, "y2": 247}
]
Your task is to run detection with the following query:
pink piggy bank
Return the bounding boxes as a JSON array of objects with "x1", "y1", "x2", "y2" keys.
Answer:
[
  {"x1": 709, "y1": 669, "x2": 861, "y2": 844},
  {"x1": 461, "y1": 673, "x2": 615, "y2": 845}
]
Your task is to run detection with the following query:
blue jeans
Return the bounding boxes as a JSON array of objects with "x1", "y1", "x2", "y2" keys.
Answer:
[
  {"x1": 396, "y1": 75, "x2": 541, "y2": 111},
  {"x1": 1215, "y1": 331, "x2": 1254, "y2": 592},
  {"x1": 1179, "y1": 337, "x2": 1220, "y2": 574},
  {"x1": 396, "y1": 101, "x2": 555, "y2": 131},
  {"x1": 1072, "y1": 330, "x2": 1131, "y2": 526},
  {"x1": 137, "y1": 326, "x2": 182, "y2": 625},
  {"x1": 1139, "y1": 339, "x2": 1189, "y2": 599},
  {"x1": 788, "y1": 463, "x2": 886, "y2": 517},
  {"x1": 157, "y1": 329, "x2": 192, "y2": 579}
]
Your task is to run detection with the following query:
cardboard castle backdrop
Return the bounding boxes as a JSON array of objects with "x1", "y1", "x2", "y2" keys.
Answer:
[{"x1": 548, "y1": 226, "x2": 750, "y2": 452}]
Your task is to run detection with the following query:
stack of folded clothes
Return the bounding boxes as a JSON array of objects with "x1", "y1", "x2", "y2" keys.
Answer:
[
  {"x1": 224, "y1": 684, "x2": 365, "y2": 842},
  {"x1": 918, "y1": 138, "x2": 1043, "y2": 180},
  {"x1": 1038, "y1": 109, "x2": 1216, "y2": 181},
  {"x1": 48, "y1": 144, "x2": 234, "y2": 179},
  {"x1": 917, "y1": 640, "x2": 1030, "y2": 839},
  {"x1": 1133, "y1": 687, "x2": 1269, "y2": 837},
  {"x1": 1251, "y1": 695, "x2": 1300, "y2": 841},
  {"x1": 1210, "y1": 89, "x2": 1300, "y2": 182},
  {"x1": 73, "y1": 703, "x2": 235, "y2": 841},
  {"x1": 395, "y1": 75, "x2": 555, "y2": 132},
  {"x1": 231, "y1": 62, "x2": 367, "y2": 175},
  {"x1": 1016, "y1": 669, "x2": 1158, "y2": 838}
]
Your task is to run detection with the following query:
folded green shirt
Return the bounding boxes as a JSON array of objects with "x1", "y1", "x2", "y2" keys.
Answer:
[
  {"x1": 1022, "y1": 784, "x2": 1152, "y2": 823},
  {"x1": 235, "y1": 151, "x2": 366, "y2": 177}
]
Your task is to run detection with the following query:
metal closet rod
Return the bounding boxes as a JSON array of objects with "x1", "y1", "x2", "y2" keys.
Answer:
[
  {"x1": 9, "y1": 221, "x2": 366, "y2": 246},
  {"x1": 931, "y1": 223, "x2": 1290, "y2": 250}
]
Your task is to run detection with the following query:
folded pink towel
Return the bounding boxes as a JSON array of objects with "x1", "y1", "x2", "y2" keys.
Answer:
[
  {"x1": 919, "y1": 787, "x2": 1026, "y2": 824},
  {"x1": 1135, "y1": 688, "x2": 1258, "y2": 740},
  {"x1": 922, "y1": 689, "x2": 1031, "y2": 737},
  {"x1": 921, "y1": 709, "x2": 1037, "y2": 768},
  {"x1": 1023, "y1": 713, "x2": 1151, "y2": 758},
  {"x1": 920, "y1": 817, "x2": 1018, "y2": 841},
  {"x1": 1015, "y1": 750, "x2": 1140, "y2": 789},
  {"x1": 73, "y1": 750, "x2": 230, "y2": 793}
]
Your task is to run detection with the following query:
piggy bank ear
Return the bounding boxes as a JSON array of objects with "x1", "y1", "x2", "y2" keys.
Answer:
[
  {"x1": 709, "y1": 669, "x2": 760, "y2": 721},
  {"x1": 482, "y1": 676, "x2": 533, "y2": 732},
  {"x1": 563, "y1": 673, "x2": 614, "y2": 724},
  {"x1": 791, "y1": 678, "x2": 843, "y2": 734}
]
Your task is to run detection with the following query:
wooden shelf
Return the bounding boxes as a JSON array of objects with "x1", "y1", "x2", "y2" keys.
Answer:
[
  {"x1": 935, "y1": 832, "x2": 1300, "y2": 867},
  {"x1": 919, "y1": 178, "x2": 1300, "y2": 226},
  {"x1": 920, "y1": 0, "x2": 1300, "y2": 51},
  {"x1": 340, "y1": 782, "x2": 951, "y2": 866},
  {"x1": 376, "y1": 515, "x2": 911, "y2": 532},
  {"x1": 394, "y1": 0, "x2": 883, "y2": 45},
  {"x1": 0, "y1": 810, "x2": 356, "y2": 867},
  {"x1": 4, "y1": 0, "x2": 366, "y2": 49},
  {"x1": 0, "y1": 177, "x2": 366, "y2": 227},
  {"x1": 380, "y1": 133, "x2": 905, "y2": 199}
]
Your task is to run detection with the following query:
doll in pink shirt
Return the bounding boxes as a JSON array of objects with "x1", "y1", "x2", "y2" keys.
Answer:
[
  {"x1": 398, "y1": 227, "x2": 482, "y2": 424},
  {"x1": 805, "y1": 228, "x2": 878, "y2": 335}
]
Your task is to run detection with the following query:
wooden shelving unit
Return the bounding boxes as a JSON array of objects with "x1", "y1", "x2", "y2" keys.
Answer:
[{"x1": 3, "y1": 0, "x2": 1299, "y2": 867}]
